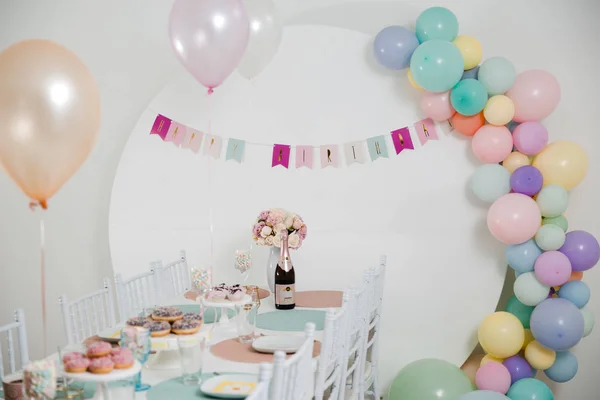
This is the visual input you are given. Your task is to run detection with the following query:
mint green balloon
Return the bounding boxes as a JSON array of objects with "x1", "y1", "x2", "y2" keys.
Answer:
[
  {"x1": 542, "y1": 215, "x2": 568, "y2": 232},
  {"x1": 535, "y1": 224, "x2": 566, "y2": 251},
  {"x1": 410, "y1": 40, "x2": 464, "y2": 92},
  {"x1": 478, "y1": 57, "x2": 516, "y2": 95},
  {"x1": 451, "y1": 79, "x2": 489, "y2": 116},
  {"x1": 506, "y1": 378, "x2": 554, "y2": 400},
  {"x1": 506, "y1": 295, "x2": 534, "y2": 329},
  {"x1": 388, "y1": 359, "x2": 473, "y2": 400},
  {"x1": 416, "y1": 7, "x2": 459, "y2": 42},
  {"x1": 471, "y1": 164, "x2": 511, "y2": 203},
  {"x1": 536, "y1": 184, "x2": 569, "y2": 217},
  {"x1": 581, "y1": 305, "x2": 595, "y2": 337}
]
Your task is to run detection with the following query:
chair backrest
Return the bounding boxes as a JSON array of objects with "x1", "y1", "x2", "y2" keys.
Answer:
[
  {"x1": 114, "y1": 270, "x2": 158, "y2": 321},
  {"x1": 59, "y1": 278, "x2": 116, "y2": 345},
  {"x1": 270, "y1": 322, "x2": 316, "y2": 400},
  {"x1": 314, "y1": 292, "x2": 351, "y2": 400},
  {"x1": 246, "y1": 362, "x2": 272, "y2": 400},
  {"x1": 152, "y1": 250, "x2": 191, "y2": 301},
  {"x1": 0, "y1": 309, "x2": 29, "y2": 379}
]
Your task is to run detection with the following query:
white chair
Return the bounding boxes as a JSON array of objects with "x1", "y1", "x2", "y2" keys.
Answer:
[
  {"x1": 114, "y1": 270, "x2": 158, "y2": 321},
  {"x1": 270, "y1": 322, "x2": 316, "y2": 400},
  {"x1": 246, "y1": 362, "x2": 272, "y2": 400},
  {"x1": 152, "y1": 250, "x2": 191, "y2": 302},
  {"x1": 314, "y1": 292, "x2": 351, "y2": 400},
  {"x1": 59, "y1": 278, "x2": 117, "y2": 345},
  {"x1": 0, "y1": 309, "x2": 29, "y2": 379}
]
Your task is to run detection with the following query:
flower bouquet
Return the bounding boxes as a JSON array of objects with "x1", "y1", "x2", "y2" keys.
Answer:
[{"x1": 252, "y1": 208, "x2": 307, "y2": 249}]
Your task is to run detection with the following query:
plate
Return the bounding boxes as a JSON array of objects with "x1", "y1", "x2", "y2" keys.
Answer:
[
  {"x1": 252, "y1": 335, "x2": 304, "y2": 354},
  {"x1": 96, "y1": 323, "x2": 125, "y2": 342},
  {"x1": 199, "y1": 374, "x2": 258, "y2": 399}
]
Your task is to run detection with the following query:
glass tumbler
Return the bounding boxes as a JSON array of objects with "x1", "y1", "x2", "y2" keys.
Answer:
[
  {"x1": 120, "y1": 326, "x2": 151, "y2": 391},
  {"x1": 235, "y1": 302, "x2": 258, "y2": 344},
  {"x1": 177, "y1": 336, "x2": 207, "y2": 385}
]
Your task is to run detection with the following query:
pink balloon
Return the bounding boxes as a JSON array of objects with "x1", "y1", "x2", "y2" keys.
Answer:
[
  {"x1": 168, "y1": 0, "x2": 249, "y2": 91},
  {"x1": 513, "y1": 122, "x2": 549, "y2": 155},
  {"x1": 475, "y1": 361, "x2": 511, "y2": 394},
  {"x1": 420, "y1": 91, "x2": 456, "y2": 122},
  {"x1": 534, "y1": 251, "x2": 572, "y2": 286},
  {"x1": 487, "y1": 193, "x2": 541, "y2": 244},
  {"x1": 472, "y1": 125, "x2": 513, "y2": 163},
  {"x1": 507, "y1": 70, "x2": 561, "y2": 122}
]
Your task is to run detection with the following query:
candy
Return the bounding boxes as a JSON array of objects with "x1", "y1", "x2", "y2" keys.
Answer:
[
  {"x1": 23, "y1": 360, "x2": 57, "y2": 399},
  {"x1": 191, "y1": 268, "x2": 212, "y2": 291},
  {"x1": 235, "y1": 249, "x2": 252, "y2": 273}
]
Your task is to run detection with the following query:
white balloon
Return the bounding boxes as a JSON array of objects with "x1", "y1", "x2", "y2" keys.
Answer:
[
  {"x1": 514, "y1": 272, "x2": 550, "y2": 306},
  {"x1": 581, "y1": 305, "x2": 595, "y2": 337},
  {"x1": 237, "y1": 0, "x2": 282, "y2": 79}
]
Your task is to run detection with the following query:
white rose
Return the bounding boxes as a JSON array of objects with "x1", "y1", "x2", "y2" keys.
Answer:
[
  {"x1": 284, "y1": 216, "x2": 294, "y2": 229},
  {"x1": 288, "y1": 233, "x2": 300, "y2": 248},
  {"x1": 265, "y1": 236, "x2": 274, "y2": 246},
  {"x1": 260, "y1": 226, "x2": 272, "y2": 238},
  {"x1": 272, "y1": 234, "x2": 281, "y2": 248},
  {"x1": 274, "y1": 223, "x2": 287, "y2": 236},
  {"x1": 257, "y1": 238, "x2": 266, "y2": 246}
]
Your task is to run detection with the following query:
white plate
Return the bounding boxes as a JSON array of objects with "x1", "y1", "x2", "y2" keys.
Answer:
[
  {"x1": 200, "y1": 374, "x2": 258, "y2": 399},
  {"x1": 96, "y1": 323, "x2": 125, "y2": 342},
  {"x1": 63, "y1": 361, "x2": 141, "y2": 383},
  {"x1": 252, "y1": 335, "x2": 304, "y2": 354}
]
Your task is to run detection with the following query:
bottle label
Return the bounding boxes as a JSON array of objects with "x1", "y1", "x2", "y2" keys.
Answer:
[{"x1": 275, "y1": 284, "x2": 295, "y2": 305}]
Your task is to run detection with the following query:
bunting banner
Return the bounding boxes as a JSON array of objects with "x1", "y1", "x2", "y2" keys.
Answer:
[
  {"x1": 295, "y1": 145, "x2": 314, "y2": 169},
  {"x1": 204, "y1": 135, "x2": 222, "y2": 159},
  {"x1": 182, "y1": 128, "x2": 203, "y2": 153},
  {"x1": 226, "y1": 139, "x2": 245, "y2": 163},
  {"x1": 320, "y1": 145, "x2": 339, "y2": 168},
  {"x1": 272, "y1": 144, "x2": 291, "y2": 168},
  {"x1": 414, "y1": 118, "x2": 439, "y2": 146},
  {"x1": 344, "y1": 141, "x2": 367, "y2": 165},
  {"x1": 390, "y1": 127, "x2": 414, "y2": 154},
  {"x1": 366, "y1": 135, "x2": 389, "y2": 161},
  {"x1": 165, "y1": 122, "x2": 186, "y2": 145}
]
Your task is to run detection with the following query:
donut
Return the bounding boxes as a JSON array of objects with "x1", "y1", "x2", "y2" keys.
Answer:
[
  {"x1": 64, "y1": 357, "x2": 90, "y2": 373},
  {"x1": 151, "y1": 306, "x2": 183, "y2": 322},
  {"x1": 125, "y1": 316, "x2": 151, "y2": 328},
  {"x1": 111, "y1": 348, "x2": 134, "y2": 369},
  {"x1": 86, "y1": 341, "x2": 112, "y2": 358},
  {"x1": 88, "y1": 357, "x2": 114, "y2": 374},
  {"x1": 147, "y1": 321, "x2": 171, "y2": 337},
  {"x1": 171, "y1": 319, "x2": 201, "y2": 335},
  {"x1": 182, "y1": 312, "x2": 202, "y2": 321},
  {"x1": 62, "y1": 352, "x2": 85, "y2": 364}
]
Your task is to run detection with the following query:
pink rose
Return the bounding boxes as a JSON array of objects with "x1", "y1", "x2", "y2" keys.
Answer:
[
  {"x1": 298, "y1": 225, "x2": 307, "y2": 240},
  {"x1": 292, "y1": 218, "x2": 303, "y2": 230},
  {"x1": 258, "y1": 210, "x2": 270, "y2": 221},
  {"x1": 252, "y1": 222, "x2": 265, "y2": 237}
]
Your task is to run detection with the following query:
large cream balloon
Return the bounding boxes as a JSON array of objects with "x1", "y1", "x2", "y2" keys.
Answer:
[
  {"x1": 0, "y1": 40, "x2": 100, "y2": 208},
  {"x1": 532, "y1": 141, "x2": 588, "y2": 191}
]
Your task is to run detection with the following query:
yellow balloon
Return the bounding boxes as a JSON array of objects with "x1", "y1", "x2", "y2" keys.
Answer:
[
  {"x1": 478, "y1": 312, "x2": 525, "y2": 358},
  {"x1": 480, "y1": 354, "x2": 504, "y2": 366},
  {"x1": 522, "y1": 328, "x2": 535, "y2": 351},
  {"x1": 453, "y1": 35, "x2": 482, "y2": 70},
  {"x1": 407, "y1": 69, "x2": 423, "y2": 90},
  {"x1": 532, "y1": 141, "x2": 588, "y2": 190},
  {"x1": 484, "y1": 95, "x2": 515, "y2": 126},
  {"x1": 503, "y1": 151, "x2": 531, "y2": 174},
  {"x1": 525, "y1": 340, "x2": 556, "y2": 370}
]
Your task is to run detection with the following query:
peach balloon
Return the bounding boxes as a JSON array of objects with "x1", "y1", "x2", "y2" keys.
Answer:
[
  {"x1": 502, "y1": 151, "x2": 531, "y2": 174},
  {"x1": 487, "y1": 193, "x2": 542, "y2": 244},
  {"x1": 452, "y1": 112, "x2": 485, "y2": 137},
  {"x1": 472, "y1": 125, "x2": 514, "y2": 163},
  {"x1": 568, "y1": 271, "x2": 584, "y2": 282},
  {"x1": 532, "y1": 140, "x2": 588, "y2": 190},
  {"x1": 461, "y1": 353, "x2": 485, "y2": 386},
  {"x1": 0, "y1": 40, "x2": 100, "y2": 208},
  {"x1": 420, "y1": 91, "x2": 456, "y2": 122}
]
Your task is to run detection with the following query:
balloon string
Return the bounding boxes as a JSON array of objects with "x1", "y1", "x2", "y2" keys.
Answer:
[
  {"x1": 207, "y1": 90, "x2": 214, "y2": 268},
  {"x1": 30, "y1": 201, "x2": 48, "y2": 357}
]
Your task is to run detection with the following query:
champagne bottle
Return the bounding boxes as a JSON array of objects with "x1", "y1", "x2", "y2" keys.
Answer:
[{"x1": 275, "y1": 230, "x2": 295, "y2": 310}]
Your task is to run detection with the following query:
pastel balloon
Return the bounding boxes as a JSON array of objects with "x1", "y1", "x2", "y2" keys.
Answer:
[
  {"x1": 503, "y1": 355, "x2": 532, "y2": 384},
  {"x1": 581, "y1": 305, "x2": 595, "y2": 337},
  {"x1": 567, "y1": 270, "x2": 583, "y2": 282},
  {"x1": 506, "y1": 120, "x2": 520, "y2": 133},
  {"x1": 478, "y1": 312, "x2": 524, "y2": 358},
  {"x1": 513, "y1": 122, "x2": 548, "y2": 156},
  {"x1": 542, "y1": 215, "x2": 568, "y2": 232},
  {"x1": 410, "y1": 40, "x2": 464, "y2": 92},
  {"x1": 453, "y1": 35, "x2": 482, "y2": 70},
  {"x1": 522, "y1": 329, "x2": 535, "y2": 351},
  {"x1": 373, "y1": 26, "x2": 419, "y2": 70},
  {"x1": 525, "y1": 341, "x2": 556, "y2": 370},
  {"x1": 451, "y1": 79, "x2": 488, "y2": 116},
  {"x1": 484, "y1": 95, "x2": 515, "y2": 126},
  {"x1": 0, "y1": 40, "x2": 101, "y2": 208},
  {"x1": 534, "y1": 251, "x2": 572, "y2": 287},
  {"x1": 487, "y1": 193, "x2": 541, "y2": 245},
  {"x1": 558, "y1": 280, "x2": 590, "y2": 308},
  {"x1": 532, "y1": 141, "x2": 588, "y2": 190},
  {"x1": 530, "y1": 298, "x2": 584, "y2": 351},
  {"x1": 472, "y1": 126, "x2": 513, "y2": 163},
  {"x1": 415, "y1": 7, "x2": 459, "y2": 42},
  {"x1": 462, "y1": 65, "x2": 480, "y2": 80},
  {"x1": 478, "y1": 57, "x2": 517, "y2": 96},
  {"x1": 536, "y1": 185, "x2": 568, "y2": 218},
  {"x1": 507, "y1": 70, "x2": 561, "y2": 122},
  {"x1": 471, "y1": 164, "x2": 511, "y2": 203},
  {"x1": 558, "y1": 230, "x2": 600, "y2": 272},
  {"x1": 452, "y1": 112, "x2": 485, "y2": 136},
  {"x1": 514, "y1": 272, "x2": 550, "y2": 307},
  {"x1": 407, "y1": 69, "x2": 423, "y2": 90},
  {"x1": 544, "y1": 351, "x2": 578, "y2": 383},
  {"x1": 506, "y1": 239, "x2": 542, "y2": 274},
  {"x1": 506, "y1": 295, "x2": 535, "y2": 329},
  {"x1": 457, "y1": 391, "x2": 509, "y2": 400},
  {"x1": 168, "y1": 0, "x2": 250, "y2": 91},
  {"x1": 506, "y1": 378, "x2": 554, "y2": 400},
  {"x1": 535, "y1": 224, "x2": 566, "y2": 251},
  {"x1": 475, "y1": 362, "x2": 511, "y2": 394},
  {"x1": 461, "y1": 353, "x2": 485, "y2": 386},
  {"x1": 510, "y1": 166, "x2": 543, "y2": 197},
  {"x1": 481, "y1": 354, "x2": 504, "y2": 366},
  {"x1": 502, "y1": 152, "x2": 530, "y2": 174},
  {"x1": 420, "y1": 91, "x2": 456, "y2": 121}
]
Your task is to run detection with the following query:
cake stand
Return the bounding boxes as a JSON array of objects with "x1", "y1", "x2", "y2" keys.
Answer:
[
  {"x1": 146, "y1": 329, "x2": 208, "y2": 370},
  {"x1": 63, "y1": 361, "x2": 141, "y2": 400},
  {"x1": 200, "y1": 294, "x2": 253, "y2": 340}
]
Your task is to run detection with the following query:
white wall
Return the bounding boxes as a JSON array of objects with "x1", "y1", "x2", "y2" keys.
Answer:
[{"x1": 1, "y1": 0, "x2": 599, "y2": 398}]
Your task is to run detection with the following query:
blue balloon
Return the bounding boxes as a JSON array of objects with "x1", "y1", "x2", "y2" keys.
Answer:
[
  {"x1": 530, "y1": 298, "x2": 584, "y2": 351},
  {"x1": 506, "y1": 378, "x2": 554, "y2": 400},
  {"x1": 410, "y1": 40, "x2": 464, "y2": 92},
  {"x1": 416, "y1": 7, "x2": 459, "y2": 42},
  {"x1": 462, "y1": 65, "x2": 480, "y2": 80},
  {"x1": 507, "y1": 120, "x2": 520, "y2": 133},
  {"x1": 506, "y1": 239, "x2": 542, "y2": 274},
  {"x1": 373, "y1": 26, "x2": 419, "y2": 70},
  {"x1": 558, "y1": 280, "x2": 590, "y2": 308},
  {"x1": 544, "y1": 351, "x2": 578, "y2": 383},
  {"x1": 457, "y1": 390, "x2": 509, "y2": 400},
  {"x1": 451, "y1": 79, "x2": 488, "y2": 116}
]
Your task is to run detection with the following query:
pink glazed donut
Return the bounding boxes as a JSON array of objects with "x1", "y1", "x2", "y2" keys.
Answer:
[
  {"x1": 88, "y1": 357, "x2": 114, "y2": 374},
  {"x1": 62, "y1": 352, "x2": 85, "y2": 364},
  {"x1": 64, "y1": 358, "x2": 90, "y2": 373},
  {"x1": 86, "y1": 341, "x2": 112, "y2": 358}
]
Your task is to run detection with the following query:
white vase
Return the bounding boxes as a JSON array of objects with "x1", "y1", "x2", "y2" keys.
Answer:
[{"x1": 266, "y1": 246, "x2": 279, "y2": 293}]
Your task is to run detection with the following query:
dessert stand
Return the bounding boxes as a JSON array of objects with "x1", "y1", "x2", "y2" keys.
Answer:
[{"x1": 63, "y1": 361, "x2": 141, "y2": 400}]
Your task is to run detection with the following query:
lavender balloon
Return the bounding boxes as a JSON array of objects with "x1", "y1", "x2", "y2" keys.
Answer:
[
  {"x1": 559, "y1": 230, "x2": 600, "y2": 271},
  {"x1": 510, "y1": 166, "x2": 543, "y2": 196},
  {"x1": 513, "y1": 122, "x2": 549, "y2": 155},
  {"x1": 530, "y1": 298, "x2": 584, "y2": 351},
  {"x1": 503, "y1": 355, "x2": 533, "y2": 384},
  {"x1": 373, "y1": 26, "x2": 419, "y2": 70}
]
